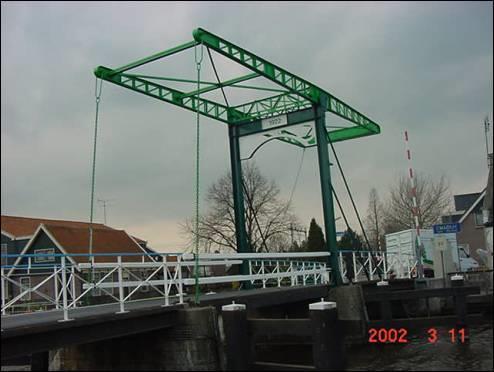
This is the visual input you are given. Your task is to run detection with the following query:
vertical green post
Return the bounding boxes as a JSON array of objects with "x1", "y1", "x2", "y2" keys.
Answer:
[
  {"x1": 314, "y1": 99, "x2": 342, "y2": 286},
  {"x1": 228, "y1": 124, "x2": 251, "y2": 279}
]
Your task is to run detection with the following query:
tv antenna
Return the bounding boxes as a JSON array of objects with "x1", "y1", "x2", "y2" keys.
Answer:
[
  {"x1": 484, "y1": 115, "x2": 491, "y2": 168},
  {"x1": 97, "y1": 198, "x2": 115, "y2": 225}
]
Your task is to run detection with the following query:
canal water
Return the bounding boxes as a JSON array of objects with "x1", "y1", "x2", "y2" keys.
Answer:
[
  {"x1": 2, "y1": 326, "x2": 492, "y2": 371},
  {"x1": 347, "y1": 325, "x2": 493, "y2": 371}
]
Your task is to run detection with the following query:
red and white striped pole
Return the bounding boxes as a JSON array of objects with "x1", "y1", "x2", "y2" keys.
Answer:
[{"x1": 404, "y1": 130, "x2": 423, "y2": 278}]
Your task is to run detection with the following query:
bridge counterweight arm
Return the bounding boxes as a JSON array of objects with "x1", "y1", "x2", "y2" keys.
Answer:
[{"x1": 193, "y1": 28, "x2": 380, "y2": 134}]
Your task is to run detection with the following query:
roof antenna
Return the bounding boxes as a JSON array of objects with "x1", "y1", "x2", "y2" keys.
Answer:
[
  {"x1": 97, "y1": 198, "x2": 115, "y2": 225},
  {"x1": 484, "y1": 115, "x2": 491, "y2": 169}
]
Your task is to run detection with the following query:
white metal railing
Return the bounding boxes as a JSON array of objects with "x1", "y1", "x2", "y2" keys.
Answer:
[
  {"x1": 1, "y1": 252, "x2": 331, "y2": 321},
  {"x1": 337, "y1": 251, "x2": 419, "y2": 283},
  {"x1": 1, "y1": 250, "x2": 423, "y2": 320}
]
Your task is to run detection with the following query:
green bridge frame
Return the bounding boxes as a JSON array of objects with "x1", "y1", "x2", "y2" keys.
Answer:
[{"x1": 94, "y1": 28, "x2": 382, "y2": 285}]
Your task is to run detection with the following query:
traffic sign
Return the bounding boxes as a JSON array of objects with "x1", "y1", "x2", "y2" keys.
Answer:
[
  {"x1": 433, "y1": 236, "x2": 448, "y2": 252},
  {"x1": 433, "y1": 223, "x2": 460, "y2": 234}
]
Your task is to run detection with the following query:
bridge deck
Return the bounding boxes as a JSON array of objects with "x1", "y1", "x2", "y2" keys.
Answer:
[{"x1": 1, "y1": 284, "x2": 329, "y2": 360}]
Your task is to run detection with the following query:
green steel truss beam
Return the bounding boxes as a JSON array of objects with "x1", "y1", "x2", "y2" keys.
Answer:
[
  {"x1": 193, "y1": 28, "x2": 380, "y2": 135},
  {"x1": 123, "y1": 73, "x2": 218, "y2": 86},
  {"x1": 94, "y1": 28, "x2": 380, "y2": 141},
  {"x1": 94, "y1": 66, "x2": 248, "y2": 124},
  {"x1": 231, "y1": 93, "x2": 313, "y2": 122}
]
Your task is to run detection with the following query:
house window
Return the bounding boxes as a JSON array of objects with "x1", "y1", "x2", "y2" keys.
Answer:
[
  {"x1": 1, "y1": 243, "x2": 7, "y2": 266},
  {"x1": 140, "y1": 270, "x2": 149, "y2": 293},
  {"x1": 20, "y1": 277, "x2": 31, "y2": 301},
  {"x1": 34, "y1": 248, "x2": 55, "y2": 263},
  {"x1": 474, "y1": 210, "x2": 484, "y2": 226},
  {"x1": 91, "y1": 271, "x2": 105, "y2": 297}
]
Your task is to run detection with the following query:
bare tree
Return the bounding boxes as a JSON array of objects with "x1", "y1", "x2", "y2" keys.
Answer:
[
  {"x1": 364, "y1": 188, "x2": 384, "y2": 251},
  {"x1": 382, "y1": 172, "x2": 451, "y2": 234},
  {"x1": 182, "y1": 162, "x2": 299, "y2": 253}
]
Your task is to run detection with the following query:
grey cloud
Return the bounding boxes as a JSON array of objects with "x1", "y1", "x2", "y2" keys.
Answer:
[{"x1": 2, "y1": 1, "x2": 492, "y2": 251}]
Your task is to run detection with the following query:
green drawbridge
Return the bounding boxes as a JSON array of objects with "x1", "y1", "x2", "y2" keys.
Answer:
[{"x1": 94, "y1": 28, "x2": 381, "y2": 285}]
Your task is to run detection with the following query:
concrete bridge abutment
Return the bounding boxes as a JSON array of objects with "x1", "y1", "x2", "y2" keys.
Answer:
[{"x1": 48, "y1": 306, "x2": 221, "y2": 371}]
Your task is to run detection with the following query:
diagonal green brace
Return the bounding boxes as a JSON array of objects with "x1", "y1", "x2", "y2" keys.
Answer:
[
  {"x1": 182, "y1": 72, "x2": 260, "y2": 98},
  {"x1": 94, "y1": 66, "x2": 249, "y2": 124},
  {"x1": 193, "y1": 28, "x2": 380, "y2": 135}
]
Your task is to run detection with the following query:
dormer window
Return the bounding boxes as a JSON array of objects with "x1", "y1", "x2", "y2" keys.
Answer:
[{"x1": 33, "y1": 248, "x2": 55, "y2": 263}]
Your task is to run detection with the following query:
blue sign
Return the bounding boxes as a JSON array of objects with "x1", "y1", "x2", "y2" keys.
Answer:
[{"x1": 433, "y1": 223, "x2": 461, "y2": 234}]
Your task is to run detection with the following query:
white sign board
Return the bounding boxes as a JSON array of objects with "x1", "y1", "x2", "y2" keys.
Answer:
[{"x1": 433, "y1": 236, "x2": 448, "y2": 252}]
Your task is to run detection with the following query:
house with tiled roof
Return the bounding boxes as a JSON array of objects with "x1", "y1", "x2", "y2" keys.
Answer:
[
  {"x1": 1, "y1": 215, "x2": 160, "y2": 308},
  {"x1": 1, "y1": 215, "x2": 154, "y2": 266}
]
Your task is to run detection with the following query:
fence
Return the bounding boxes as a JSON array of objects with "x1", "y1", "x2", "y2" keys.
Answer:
[
  {"x1": 1, "y1": 251, "x2": 330, "y2": 320},
  {"x1": 1, "y1": 250, "x2": 423, "y2": 320},
  {"x1": 337, "y1": 250, "x2": 419, "y2": 282}
]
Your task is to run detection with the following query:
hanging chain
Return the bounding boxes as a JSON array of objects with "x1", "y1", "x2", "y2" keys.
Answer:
[
  {"x1": 89, "y1": 78, "x2": 103, "y2": 285},
  {"x1": 194, "y1": 43, "x2": 204, "y2": 305}
]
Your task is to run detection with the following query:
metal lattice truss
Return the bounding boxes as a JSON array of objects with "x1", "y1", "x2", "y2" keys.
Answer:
[
  {"x1": 248, "y1": 259, "x2": 328, "y2": 288},
  {"x1": 337, "y1": 251, "x2": 419, "y2": 283},
  {"x1": 94, "y1": 28, "x2": 380, "y2": 143}
]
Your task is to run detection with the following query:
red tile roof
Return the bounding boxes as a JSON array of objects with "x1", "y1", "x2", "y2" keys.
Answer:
[
  {"x1": 1, "y1": 215, "x2": 111, "y2": 238},
  {"x1": 43, "y1": 224, "x2": 149, "y2": 263}
]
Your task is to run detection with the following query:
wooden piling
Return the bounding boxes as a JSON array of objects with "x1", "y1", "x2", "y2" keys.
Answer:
[
  {"x1": 377, "y1": 280, "x2": 392, "y2": 322},
  {"x1": 451, "y1": 274, "x2": 468, "y2": 342},
  {"x1": 221, "y1": 302, "x2": 250, "y2": 371},
  {"x1": 309, "y1": 300, "x2": 344, "y2": 371}
]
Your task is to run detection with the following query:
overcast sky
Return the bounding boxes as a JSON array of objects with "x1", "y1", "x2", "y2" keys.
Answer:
[{"x1": 1, "y1": 1, "x2": 493, "y2": 252}]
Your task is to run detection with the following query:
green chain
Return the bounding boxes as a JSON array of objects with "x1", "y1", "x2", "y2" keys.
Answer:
[
  {"x1": 90, "y1": 77, "x2": 103, "y2": 284},
  {"x1": 194, "y1": 44, "x2": 204, "y2": 305}
]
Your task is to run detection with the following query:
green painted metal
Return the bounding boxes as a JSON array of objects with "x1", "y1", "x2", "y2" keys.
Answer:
[
  {"x1": 313, "y1": 101, "x2": 342, "y2": 285},
  {"x1": 94, "y1": 66, "x2": 247, "y2": 124},
  {"x1": 192, "y1": 28, "x2": 380, "y2": 135},
  {"x1": 232, "y1": 93, "x2": 313, "y2": 122},
  {"x1": 111, "y1": 40, "x2": 198, "y2": 75},
  {"x1": 182, "y1": 72, "x2": 259, "y2": 98},
  {"x1": 229, "y1": 84, "x2": 289, "y2": 94},
  {"x1": 94, "y1": 28, "x2": 380, "y2": 142},
  {"x1": 228, "y1": 124, "x2": 250, "y2": 277},
  {"x1": 93, "y1": 28, "x2": 381, "y2": 287},
  {"x1": 124, "y1": 73, "x2": 218, "y2": 86}
]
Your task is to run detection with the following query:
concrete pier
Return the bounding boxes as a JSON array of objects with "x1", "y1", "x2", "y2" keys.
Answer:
[
  {"x1": 328, "y1": 284, "x2": 367, "y2": 344},
  {"x1": 49, "y1": 307, "x2": 220, "y2": 371}
]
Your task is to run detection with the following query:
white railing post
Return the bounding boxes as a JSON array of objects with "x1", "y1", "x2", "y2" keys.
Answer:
[
  {"x1": 261, "y1": 261, "x2": 266, "y2": 289},
  {"x1": 177, "y1": 255, "x2": 184, "y2": 304},
  {"x1": 28, "y1": 257, "x2": 32, "y2": 274},
  {"x1": 71, "y1": 266, "x2": 76, "y2": 308},
  {"x1": 276, "y1": 261, "x2": 281, "y2": 287},
  {"x1": 290, "y1": 262, "x2": 295, "y2": 286},
  {"x1": 54, "y1": 265, "x2": 59, "y2": 310},
  {"x1": 59, "y1": 256, "x2": 73, "y2": 322},
  {"x1": 116, "y1": 256, "x2": 128, "y2": 314},
  {"x1": 399, "y1": 249, "x2": 403, "y2": 278},
  {"x1": 352, "y1": 252, "x2": 357, "y2": 282},
  {"x1": 1, "y1": 267, "x2": 6, "y2": 315},
  {"x1": 249, "y1": 260, "x2": 254, "y2": 286},
  {"x1": 383, "y1": 253, "x2": 388, "y2": 280},
  {"x1": 161, "y1": 255, "x2": 169, "y2": 307},
  {"x1": 302, "y1": 262, "x2": 306, "y2": 286},
  {"x1": 369, "y1": 252, "x2": 373, "y2": 281}
]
